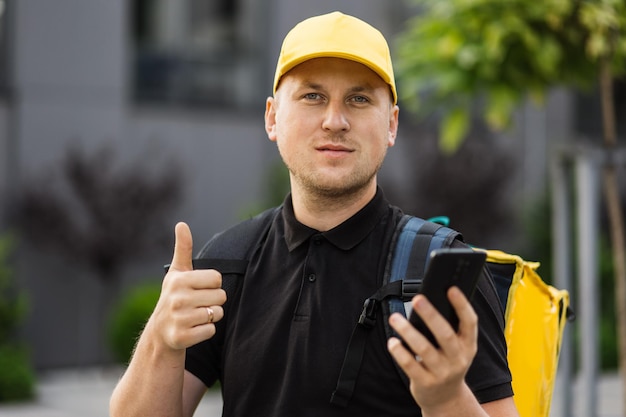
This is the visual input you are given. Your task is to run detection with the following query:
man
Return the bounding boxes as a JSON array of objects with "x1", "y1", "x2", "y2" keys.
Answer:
[{"x1": 110, "y1": 11, "x2": 520, "y2": 417}]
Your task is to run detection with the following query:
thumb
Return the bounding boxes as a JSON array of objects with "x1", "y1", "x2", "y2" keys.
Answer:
[{"x1": 170, "y1": 222, "x2": 193, "y2": 271}]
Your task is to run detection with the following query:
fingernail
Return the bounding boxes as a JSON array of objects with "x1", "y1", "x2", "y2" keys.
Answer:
[
  {"x1": 414, "y1": 296, "x2": 427, "y2": 312},
  {"x1": 387, "y1": 337, "x2": 399, "y2": 349},
  {"x1": 389, "y1": 313, "x2": 400, "y2": 324}
]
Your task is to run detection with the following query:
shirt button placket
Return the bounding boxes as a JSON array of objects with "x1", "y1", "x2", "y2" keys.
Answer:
[{"x1": 307, "y1": 236, "x2": 322, "y2": 284}]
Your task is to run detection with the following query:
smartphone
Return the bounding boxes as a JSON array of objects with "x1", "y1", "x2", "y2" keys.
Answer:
[{"x1": 407, "y1": 248, "x2": 486, "y2": 349}]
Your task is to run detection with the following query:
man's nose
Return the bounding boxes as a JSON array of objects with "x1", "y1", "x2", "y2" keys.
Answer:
[{"x1": 321, "y1": 101, "x2": 350, "y2": 132}]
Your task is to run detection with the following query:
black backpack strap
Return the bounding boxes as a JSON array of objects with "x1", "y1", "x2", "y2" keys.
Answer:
[
  {"x1": 195, "y1": 206, "x2": 281, "y2": 260},
  {"x1": 385, "y1": 216, "x2": 462, "y2": 324},
  {"x1": 329, "y1": 281, "x2": 405, "y2": 407},
  {"x1": 164, "y1": 207, "x2": 280, "y2": 295},
  {"x1": 330, "y1": 215, "x2": 462, "y2": 408}
]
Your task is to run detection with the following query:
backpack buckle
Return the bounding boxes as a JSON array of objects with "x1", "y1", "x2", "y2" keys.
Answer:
[
  {"x1": 402, "y1": 279, "x2": 422, "y2": 301},
  {"x1": 358, "y1": 298, "x2": 378, "y2": 328}
]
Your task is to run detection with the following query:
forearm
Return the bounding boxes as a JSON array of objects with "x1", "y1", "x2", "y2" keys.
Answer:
[
  {"x1": 420, "y1": 383, "x2": 487, "y2": 417},
  {"x1": 109, "y1": 320, "x2": 186, "y2": 417},
  {"x1": 109, "y1": 222, "x2": 224, "y2": 417}
]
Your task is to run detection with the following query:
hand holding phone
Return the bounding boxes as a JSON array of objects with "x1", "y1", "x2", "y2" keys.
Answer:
[{"x1": 407, "y1": 248, "x2": 486, "y2": 349}]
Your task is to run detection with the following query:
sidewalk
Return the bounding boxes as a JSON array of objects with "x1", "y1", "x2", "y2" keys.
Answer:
[
  {"x1": 0, "y1": 367, "x2": 622, "y2": 416},
  {"x1": 0, "y1": 367, "x2": 222, "y2": 417},
  {"x1": 551, "y1": 372, "x2": 623, "y2": 417}
]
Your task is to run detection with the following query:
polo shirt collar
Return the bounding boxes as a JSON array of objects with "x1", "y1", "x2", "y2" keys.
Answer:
[{"x1": 283, "y1": 187, "x2": 389, "y2": 251}]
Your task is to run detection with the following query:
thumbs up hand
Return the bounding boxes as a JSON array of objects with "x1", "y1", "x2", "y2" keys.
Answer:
[{"x1": 149, "y1": 222, "x2": 226, "y2": 351}]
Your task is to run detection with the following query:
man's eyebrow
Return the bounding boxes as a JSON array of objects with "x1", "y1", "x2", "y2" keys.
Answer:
[
  {"x1": 298, "y1": 81, "x2": 323, "y2": 90},
  {"x1": 348, "y1": 85, "x2": 375, "y2": 94},
  {"x1": 297, "y1": 81, "x2": 376, "y2": 93}
]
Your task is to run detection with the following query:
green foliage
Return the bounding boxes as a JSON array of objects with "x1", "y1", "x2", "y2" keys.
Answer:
[
  {"x1": 396, "y1": 0, "x2": 626, "y2": 149},
  {"x1": 0, "y1": 235, "x2": 35, "y2": 402},
  {"x1": 0, "y1": 236, "x2": 28, "y2": 344},
  {"x1": 0, "y1": 345, "x2": 35, "y2": 402},
  {"x1": 441, "y1": 108, "x2": 470, "y2": 153},
  {"x1": 107, "y1": 282, "x2": 161, "y2": 364}
]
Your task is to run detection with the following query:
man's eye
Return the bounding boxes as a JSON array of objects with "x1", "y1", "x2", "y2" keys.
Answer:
[
  {"x1": 304, "y1": 93, "x2": 322, "y2": 100},
  {"x1": 351, "y1": 96, "x2": 369, "y2": 103}
]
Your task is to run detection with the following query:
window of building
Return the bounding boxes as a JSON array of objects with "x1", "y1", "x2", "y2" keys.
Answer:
[{"x1": 131, "y1": 0, "x2": 267, "y2": 109}]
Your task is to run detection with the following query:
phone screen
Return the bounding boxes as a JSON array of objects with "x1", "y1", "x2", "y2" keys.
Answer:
[{"x1": 407, "y1": 248, "x2": 486, "y2": 348}]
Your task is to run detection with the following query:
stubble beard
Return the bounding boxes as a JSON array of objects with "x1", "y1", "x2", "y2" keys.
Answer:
[{"x1": 285, "y1": 149, "x2": 387, "y2": 209}]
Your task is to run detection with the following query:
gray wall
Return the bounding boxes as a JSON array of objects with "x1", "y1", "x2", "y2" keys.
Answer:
[{"x1": 0, "y1": 0, "x2": 573, "y2": 368}]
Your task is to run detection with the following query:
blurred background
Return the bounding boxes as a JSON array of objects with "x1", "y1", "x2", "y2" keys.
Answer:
[{"x1": 0, "y1": 0, "x2": 624, "y2": 415}]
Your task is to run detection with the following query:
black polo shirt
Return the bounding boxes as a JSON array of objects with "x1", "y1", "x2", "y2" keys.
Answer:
[{"x1": 186, "y1": 188, "x2": 513, "y2": 416}]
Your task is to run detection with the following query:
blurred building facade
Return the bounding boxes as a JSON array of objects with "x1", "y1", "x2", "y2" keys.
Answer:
[{"x1": 0, "y1": 0, "x2": 583, "y2": 368}]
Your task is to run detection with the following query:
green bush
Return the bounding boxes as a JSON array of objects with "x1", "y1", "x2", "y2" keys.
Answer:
[
  {"x1": 0, "y1": 235, "x2": 35, "y2": 402},
  {"x1": 0, "y1": 236, "x2": 28, "y2": 345},
  {"x1": 0, "y1": 344, "x2": 35, "y2": 402},
  {"x1": 107, "y1": 282, "x2": 161, "y2": 364}
]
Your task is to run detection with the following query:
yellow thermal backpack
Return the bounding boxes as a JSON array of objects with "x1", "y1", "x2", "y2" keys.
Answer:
[
  {"x1": 331, "y1": 214, "x2": 572, "y2": 412},
  {"x1": 484, "y1": 250, "x2": 571, "y2": 417}
]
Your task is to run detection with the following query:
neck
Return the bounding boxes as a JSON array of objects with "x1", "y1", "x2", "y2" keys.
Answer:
[{"x1": 290, "y1": 182, "x2": 377, "y2": 231}]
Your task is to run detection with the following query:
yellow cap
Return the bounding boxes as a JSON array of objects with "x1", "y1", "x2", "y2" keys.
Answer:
[{"x1": 273, "y1": 11, "x2": 397, "y2": 104}]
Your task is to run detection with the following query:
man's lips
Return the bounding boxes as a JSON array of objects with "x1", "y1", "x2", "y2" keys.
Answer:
[
  {"x1": 316, "y1": 144, "x2": 354, "y2": 159},
  {"x1": 316, "y1": 144, "x2": 353, "y2": 153}
]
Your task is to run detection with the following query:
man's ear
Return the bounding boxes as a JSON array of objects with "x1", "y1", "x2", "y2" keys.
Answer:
[
  {"x1": 387, "y1": 105, "x2": 399, "y2": 147},
  {"x1": 265, "y1": 97, "x2": 278, "y2": 142}
]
